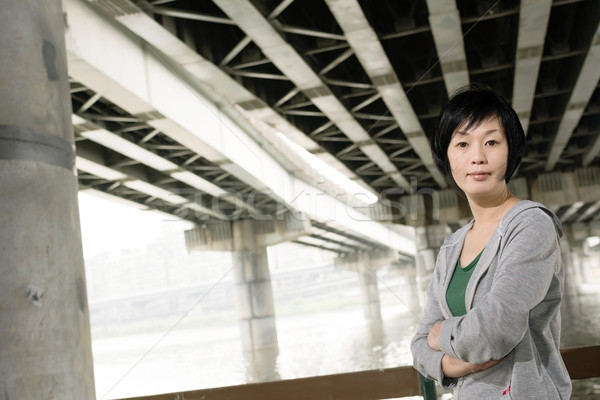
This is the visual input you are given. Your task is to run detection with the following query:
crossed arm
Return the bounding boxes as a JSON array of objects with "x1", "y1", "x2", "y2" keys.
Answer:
[
  {"x1": 427, "y1": 321, "x2": 501, "y2": 378},
  {"x1": 414, "y1": 212, "x2": 560, "y2": 382}
]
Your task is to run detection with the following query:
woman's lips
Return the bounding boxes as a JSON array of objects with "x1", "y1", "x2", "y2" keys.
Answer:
[{"x1": 469, "y1": 172, "x2": 490, "y2": 180}]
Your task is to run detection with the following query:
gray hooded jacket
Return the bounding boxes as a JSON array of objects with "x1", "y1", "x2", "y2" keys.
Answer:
[{"x1": 411, "y1": 200, "x2": 571, "y2": 399}]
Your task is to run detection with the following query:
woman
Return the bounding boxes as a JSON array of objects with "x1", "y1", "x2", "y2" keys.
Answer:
[{"x1": 410, "y1": 85, "x2": 572, "y2": 399}]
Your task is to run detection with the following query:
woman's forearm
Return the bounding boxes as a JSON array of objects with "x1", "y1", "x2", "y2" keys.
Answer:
[
  {"x1": 441, "y1": 354, "x2": 501, "y2": 378},
  {"x1": 428, "y1": 321, "x2": 501, "y2": 378}
]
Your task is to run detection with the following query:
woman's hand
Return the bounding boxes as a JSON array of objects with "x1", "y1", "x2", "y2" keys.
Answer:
[
  {"x1": 428, "y1": 321, "x2": 502, "y2": 378},
  {"x1": 427, "y1": 321, "x2": 442, "y2": 351},
  {"x1": 441, "y1": 354, "x2": 502, "y2": 378}
]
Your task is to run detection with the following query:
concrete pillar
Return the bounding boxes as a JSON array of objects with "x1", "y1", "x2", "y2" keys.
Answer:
[
  {"x1": 582, "y1": 231, "x2": 600, "y2": 284},
  {"x1": 560, "y1": 238, "x2": 580, "y2": 298},
  {"x1": 562, "y1": 223, "x2": 589, "y2": 296},
  {"x1": 185, "y1": 211, "x2": 311, "y2": 353},
  {"x1": 233, "y1": 219, "x2": 278, "y2": 351},
  {"x1": 569, "y1": 250, "x2": 585, "y2": 291},
  {"x1": 242, "y1": 347, "x2": 280, "y2": 383},
  {"x1": 0, "y1": 1, "x2": 96, "y2": 398},
  {"x1": 414, "y1": 224, "x2": 450, "y2": 311},
  {"x1": 573, "y1": 222, "x2": 598, "y2": 284},
  {"x1": 334, "y1": 248, "x2": 399, "y2": 320},
  {"x1": 358, "y1": 263, "x2": 382, "y2": 320},
  {"x1": 400, "y1": 259, "x2": 421, "y2": 316}
]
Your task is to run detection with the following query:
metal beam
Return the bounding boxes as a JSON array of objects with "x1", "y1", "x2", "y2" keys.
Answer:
[
  {"x1": 325, "y1": 0, "x2": 447, "y2": 188},
  {"x1": 151, "y1": 7, "x2": 235, "y2": 25},
  {"x1": 546, "y1": 22, "x2": 600, "y2": 170},
  {"x1": 576, "y1": 200, "x2": 600, "y2": 222},
  {"x1": 219, "y1": 36, "x2": 252, "y2": 66},
  {"x1": 582, "y1": 130, "x2": 600, "y2": 166},
  {"x1": 559, "y1": 201, "x2": 585, "y2": 223},
  {"x1": 63, "y1": 0, "x2": 415, "y2": 254},
  {"x1": 512, "y1": 0, "x2": 552, "y2": 134},
  {"x1": 76, "y1": 156, "x2": 220, "y2": 218},
  {"x1": 277, "y1": 24, "x2": 345, "y2": 41},
  {"x1": 102, "y1": 0, "x2": 378, "y2": 199},
  {"x1": 213, "y1": 0, "x2": 412, "y2": 190},
  {"x1": 426, "y1": 0, "x2": 469, "y2": 95},
  {"x1": 268, "y1": 0, "x2": 295, "y2": 19}
]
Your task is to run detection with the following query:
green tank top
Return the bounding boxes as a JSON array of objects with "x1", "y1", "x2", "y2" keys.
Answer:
[{"x1": 446, "y1": 251, "x2": 482, "y2": 316}]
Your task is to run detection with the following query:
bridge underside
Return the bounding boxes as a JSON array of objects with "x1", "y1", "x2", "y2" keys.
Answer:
[{"x1": 69, "y1": 0, "x2": 600, "y2": 237}]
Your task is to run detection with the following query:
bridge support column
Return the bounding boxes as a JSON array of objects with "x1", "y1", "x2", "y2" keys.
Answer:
[
  {"x1": 562, "y1": 223, "x2": 591, "y2": 296},
  {"x1": 398, "y1": 258, "x2": 421, "y2": 316},
  {"x1": 0, "y1": 1, "x2": 96, "y2": 398},
  {"x1": 232, "y1": 220, "x2": 278, "y2": 351},
  {"x1": 185, "y1": 211, "x2": 311, "y2": 353},
  {"x1": 358, "y1": 263, "x2": 381, "y2": 320},
  {"x1": 335, "y1": 249, "x2": 399, "y2": 320},
  {"x1": 560, "y1": 237, "x2": 582, "y2": 297},
  {"x1": 414, "y1": 225, "x2": 450, "y2": 311}
]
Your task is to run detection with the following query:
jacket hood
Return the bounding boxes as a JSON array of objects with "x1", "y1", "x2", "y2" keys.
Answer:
[
  {"x1": 440, "y1": 200, "x2": 563, "y2": 252},
  {"x1": 497, "y1": 200, "x2": 563, "y2": 239}
]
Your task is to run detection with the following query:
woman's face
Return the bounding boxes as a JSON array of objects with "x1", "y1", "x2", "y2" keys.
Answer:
[{"x1": 447, "y1": 117, "x2": 509, "y2": 200}]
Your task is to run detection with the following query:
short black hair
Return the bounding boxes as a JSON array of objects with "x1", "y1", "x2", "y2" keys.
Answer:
[{"x1": 431, "y1": 84, "x2": 525, "y2": 192}]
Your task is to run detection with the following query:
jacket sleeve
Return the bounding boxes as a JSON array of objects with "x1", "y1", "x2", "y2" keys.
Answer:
[
  {"x1": 438, "y1": 208, "x2": 560, "y2": 363},
  {"x1": 410, "y1": 245, "x2": 457, "y2": 388}
]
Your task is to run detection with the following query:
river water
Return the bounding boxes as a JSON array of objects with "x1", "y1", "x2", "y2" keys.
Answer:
[
  {"x1": 92, "y1": 284, "x2": 600, "y2": 400},
  {"x1": 82, "y1": 197, "x2": 600, "y2": 399}
]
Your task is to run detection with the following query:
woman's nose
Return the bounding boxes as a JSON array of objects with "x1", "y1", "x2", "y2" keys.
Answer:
[{"x1": 471, "y1": 145, "x2": 486, "y2": 164}]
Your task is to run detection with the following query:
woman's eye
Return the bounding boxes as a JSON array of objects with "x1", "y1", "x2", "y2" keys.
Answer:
[
  {"x1": 457, "y1": 142, "x2": 468, "y2": 148},
  {"x1": 487, "y1": 140, "x2": 498, "y2": 146}
]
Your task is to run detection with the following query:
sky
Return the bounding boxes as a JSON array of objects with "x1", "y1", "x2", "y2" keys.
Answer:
[{"x1": 77, "y1": 192, "x2": 188, "y2": 258}]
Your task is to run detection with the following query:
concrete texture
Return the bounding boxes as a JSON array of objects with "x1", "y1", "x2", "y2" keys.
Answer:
[{"x1": 0, "y1": 0, "x2": 96, "y2": 398}]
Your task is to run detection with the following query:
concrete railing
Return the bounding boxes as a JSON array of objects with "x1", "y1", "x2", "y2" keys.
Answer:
[{"x1": 117, "y1": 345, "x2": 600, "y2": 400}]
